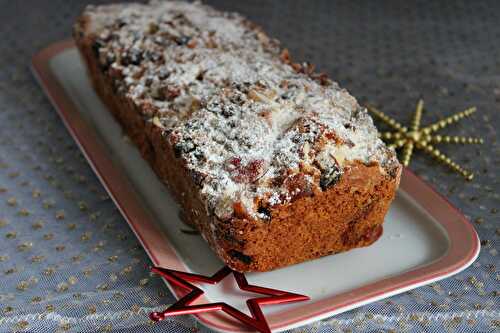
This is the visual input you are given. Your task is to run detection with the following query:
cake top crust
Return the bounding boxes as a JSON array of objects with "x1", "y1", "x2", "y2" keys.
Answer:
[{"x1": 79, "y1": 0, "x2": 399, "y2": 220}]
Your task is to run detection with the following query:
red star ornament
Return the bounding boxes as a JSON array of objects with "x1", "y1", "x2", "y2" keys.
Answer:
[{"x1": 149, "y1": 266, "x2": 309, "y2": 333}]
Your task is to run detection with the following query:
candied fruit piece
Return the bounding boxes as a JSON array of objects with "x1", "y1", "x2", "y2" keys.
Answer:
[{"x1": 225, "y1": 157, "x2": 266, "y2": 183}]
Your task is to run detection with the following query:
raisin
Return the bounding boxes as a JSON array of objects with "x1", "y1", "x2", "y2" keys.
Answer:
[
  {"x1": 281, "y1": 91, "x2": 293, "y2": 100},
  {"x1": 122, "y1": 49, "x2": 143, "y2": 66},
  {"x1": 114, "y1": 19, "x2": 127, "y2": 28},
  {"x1": 257, "y1": 205, "x2": 271, "y2": 220},
  {"x1": 233, "y1": 82, "x2": 251, "y2": 94},
  {"x1": 91, "y1": 39, "x2": 105, "y2": 57},
  {"x1": 193, "y1": 150, "x2": 205, "y2": 161},
  {"x1": 144, "y1": 50, "x2": 163, "y2": 63},
  {"x1": 271, "y1": 171, "x2": 286, "y2": 187},
  {"x1": 190, "y1": 170, "x2": 206, "y2": 187},
  {"x1": 320, "y1": 166, "x2": 342, "y2": 191},
  {"x1": 173, "y1": 145, "x2": 183, "y2": 158},
  {"x1": 228, "y1": 250, "x2": 252, "y2": 264},
  {"x1": 196, "y1": 70, "x2": 206, "y2": 81},
  {"x1": 221, "y1": 104, "x2": 237, "y2": 118},
  {"x1": 291, "y1": 133, "x2": 303, "y2": 144},
  {"x1": 98, "y1": 52, "x2": 115, "y2": 72},
  {"x1": 144, "y1": 77, "x2": 153, "y2": 87},
  {"x1": 173, "y1": 13, "x2": 188, "y2": 22},
  {"x1": 108, "y1": 67, "x2": 124, "y2": 81}
]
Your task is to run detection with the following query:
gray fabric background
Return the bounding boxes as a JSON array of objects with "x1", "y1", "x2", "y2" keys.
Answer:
[{"x1": 0, "y1": 0, "x2": 498, "y2": 332}]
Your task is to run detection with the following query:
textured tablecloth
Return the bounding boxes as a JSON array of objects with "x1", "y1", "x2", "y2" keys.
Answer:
[{"x1": 0, "y1": 0, "x2": 499, "y2": 332}]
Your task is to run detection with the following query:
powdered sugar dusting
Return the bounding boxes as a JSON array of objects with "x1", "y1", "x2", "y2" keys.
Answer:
[{"x1": 81, "y1": 0, "x2": 399, "y2": 220}]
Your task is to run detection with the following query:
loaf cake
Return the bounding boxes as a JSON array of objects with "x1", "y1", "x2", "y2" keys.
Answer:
[{"x1": 74, "y1": 0, "x2": 402, "y2": 272}]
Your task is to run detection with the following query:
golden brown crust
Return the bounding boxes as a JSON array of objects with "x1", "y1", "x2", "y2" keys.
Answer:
[{"x1": 73, "y1": 9, "x2": 401, "y2": 272}]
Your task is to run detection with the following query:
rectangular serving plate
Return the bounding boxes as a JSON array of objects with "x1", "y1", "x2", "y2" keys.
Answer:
[{"x1": 32, "y1": 40, "x2": 479, "y2": 333}]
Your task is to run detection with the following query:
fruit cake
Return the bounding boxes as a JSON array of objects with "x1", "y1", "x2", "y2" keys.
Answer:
[{"x1": 73, "y1": 0, "x2": 402, "y2": 272}]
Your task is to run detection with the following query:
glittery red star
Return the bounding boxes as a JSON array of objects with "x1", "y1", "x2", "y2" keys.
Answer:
[{"x1": 149, "y1": 266, "x2": 309, "y2": 333}]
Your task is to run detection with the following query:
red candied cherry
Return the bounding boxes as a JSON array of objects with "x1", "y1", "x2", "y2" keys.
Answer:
[{"x1": 225, "y1": 157, "x2": 265, "y2": 183}]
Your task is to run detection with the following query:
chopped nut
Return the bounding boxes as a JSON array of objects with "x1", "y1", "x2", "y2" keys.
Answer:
[
  {"x1": 152, "y1": 116, "x2": 164, "y2": 129},
  {"x1": 148, "y1": 22, "x2": 159, "y2": 34}
]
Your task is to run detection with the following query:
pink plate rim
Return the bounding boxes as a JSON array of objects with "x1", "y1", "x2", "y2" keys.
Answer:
[{"x1": 32, "y1": 40, "x2": 480, "y2": 333}]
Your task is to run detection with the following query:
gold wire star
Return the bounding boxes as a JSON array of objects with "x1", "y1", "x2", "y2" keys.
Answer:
[{"x1": 366, "y1": 99, "x2": 483, "y2": 180}]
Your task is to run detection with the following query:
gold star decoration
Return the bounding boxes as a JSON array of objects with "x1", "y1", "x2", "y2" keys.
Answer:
[{"x1": 366, "y1": 99, "x2": 483, "y2": 180}]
